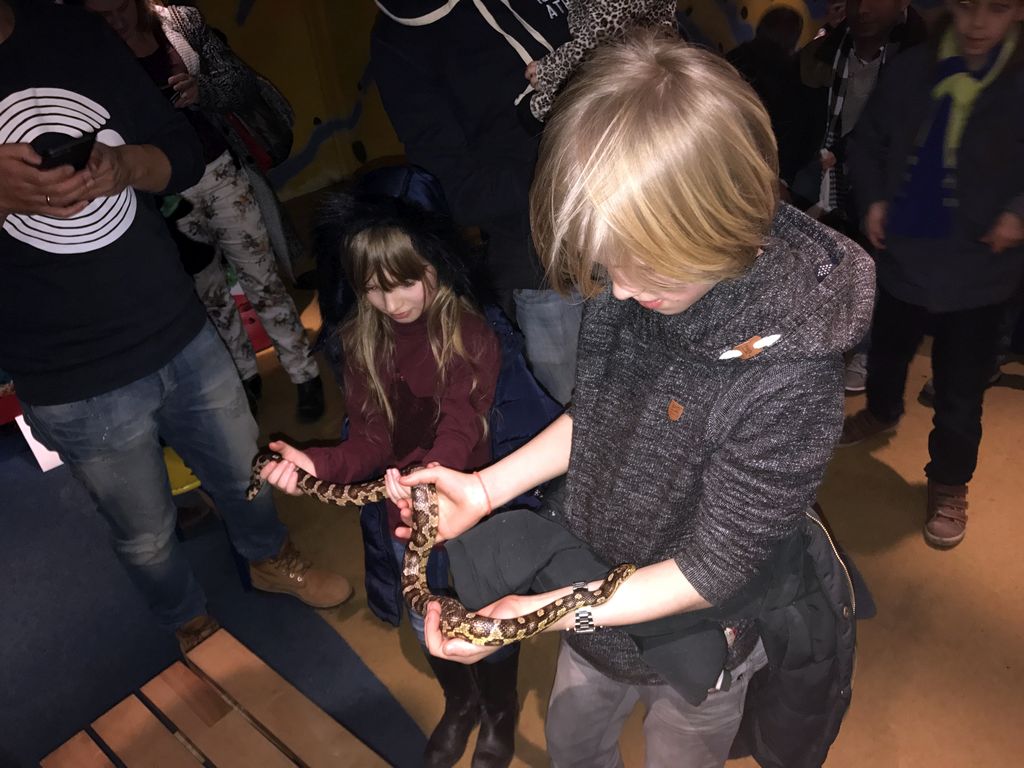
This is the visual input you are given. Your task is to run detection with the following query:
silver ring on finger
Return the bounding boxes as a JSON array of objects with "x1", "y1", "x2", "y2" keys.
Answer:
[{"x1": 45, "y1": 194, "x2": 52, "y2": 206}]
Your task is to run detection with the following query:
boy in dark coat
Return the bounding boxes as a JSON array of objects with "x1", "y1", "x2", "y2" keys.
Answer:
[{"x1": 842, "y1": 2, "x2": 1024, "y2": 548}]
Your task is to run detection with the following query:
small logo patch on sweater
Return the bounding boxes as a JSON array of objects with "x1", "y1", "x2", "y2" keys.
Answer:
[
  {"x1": 667, "y1": 399, "x2": 685, "y2": 421},
  {"x1": 718, "y1": 333, "x2": 782, "y2": 361}
]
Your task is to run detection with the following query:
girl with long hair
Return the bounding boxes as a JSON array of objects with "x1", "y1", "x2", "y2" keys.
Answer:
[{"x1": 260, "y1": 166, "x2": 522, "y2": 768}]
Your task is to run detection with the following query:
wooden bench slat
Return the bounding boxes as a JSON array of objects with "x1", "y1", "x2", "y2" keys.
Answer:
[
  {"x1": 92, "y1": 695, "x2": 201, "y2": 768},
  {"x1": 188, "y1": 630, "x2": 386, "y2": 767},
  {"x1": 141, "y1": 662, "x2": 293, "y2": 768},
  {"x1": 41, "y1": 731, "x2": 115, "y2": 768}
]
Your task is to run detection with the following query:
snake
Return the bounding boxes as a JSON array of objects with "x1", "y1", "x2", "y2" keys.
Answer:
[{"x1": 246, "y1": 449, "x2": 637, "y2": 646}]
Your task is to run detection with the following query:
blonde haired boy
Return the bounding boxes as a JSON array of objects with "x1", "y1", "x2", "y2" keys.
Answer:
[{"x1": 396, "y1": 31, "x2": 875, "y2": 767}]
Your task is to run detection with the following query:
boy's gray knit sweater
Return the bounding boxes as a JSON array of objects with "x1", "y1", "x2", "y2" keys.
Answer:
[{"x1": 563, "y1": 204, "x2": 874, "y2": 685}]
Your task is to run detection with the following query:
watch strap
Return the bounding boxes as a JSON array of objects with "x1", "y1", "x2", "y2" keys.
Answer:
[{"x1": 571, "y1": 581, "x2": 596, "y2": 634}]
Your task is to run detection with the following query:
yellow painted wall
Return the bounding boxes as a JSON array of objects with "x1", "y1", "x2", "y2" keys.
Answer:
[
  {"x1": 193, "y1": 0, "x2": 941, "y2": 199},
  {"x1": 194, "y1": 0, "x2": 402, "y2": 200}
]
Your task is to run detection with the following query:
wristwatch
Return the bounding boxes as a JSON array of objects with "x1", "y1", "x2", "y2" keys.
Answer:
[{"x1": 571, "y1": 582, "x2": 596, "y2": 634}]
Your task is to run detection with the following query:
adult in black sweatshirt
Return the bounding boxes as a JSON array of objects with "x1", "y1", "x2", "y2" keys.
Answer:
[{"x1": 0, "y1": 0, "x2": 349, "y2": 651}]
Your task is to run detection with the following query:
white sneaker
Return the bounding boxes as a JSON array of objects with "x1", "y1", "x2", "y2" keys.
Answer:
[{"x1": 844, "y1": 352, "x2": 868, "y2": 393}]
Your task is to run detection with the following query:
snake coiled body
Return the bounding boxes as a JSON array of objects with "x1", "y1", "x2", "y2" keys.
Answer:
[{"x1": 247, "y1": 450, "x2": 637, "y2": 646}]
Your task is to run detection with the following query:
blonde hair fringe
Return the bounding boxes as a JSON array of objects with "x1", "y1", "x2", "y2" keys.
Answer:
[{"x1": 531, "y1": 31, "x2": 780, "y2": 297}]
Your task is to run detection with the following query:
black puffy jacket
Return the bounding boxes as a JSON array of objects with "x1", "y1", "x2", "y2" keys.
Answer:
[{"x1": 733, "y1": 508, "x2": 857, "y2": 768}]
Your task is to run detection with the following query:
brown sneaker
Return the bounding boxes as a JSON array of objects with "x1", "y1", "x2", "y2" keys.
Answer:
[
  {"x1": 838, "y1": 409, "x2": 898, "y2": 447},
  {"x1": 249, "y1": 538, "x2": 353, "y2": 608},
  {"x1": 175, "y1": 614, "x2": 221, "y2": 655},
  {"x1": 924, "y1": 481, "x2": 968, "y2": 548}
]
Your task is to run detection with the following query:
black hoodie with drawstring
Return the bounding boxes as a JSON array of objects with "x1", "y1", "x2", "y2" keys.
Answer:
[{"x1": 370, "y1": 0, "x2": 570, "y2": 292}]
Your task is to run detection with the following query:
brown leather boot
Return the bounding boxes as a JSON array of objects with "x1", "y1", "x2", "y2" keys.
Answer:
[
  {"x1": 175, "y1": 614, "x2": 221, "y2": 655},
  {"x1": 924, "y1": 481, "x2": 968, "y2": 548},
  {"x1": 249, "y1": 538, "x2": 353, "y2": 608}
]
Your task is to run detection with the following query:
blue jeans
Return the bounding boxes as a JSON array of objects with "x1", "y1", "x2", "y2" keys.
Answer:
[
  {"x1": 513, "y1": 288, "x2": 583, "y2": 406},
  {"x1": 22, "y1": 323, "x2": 286, "y2": 630}
]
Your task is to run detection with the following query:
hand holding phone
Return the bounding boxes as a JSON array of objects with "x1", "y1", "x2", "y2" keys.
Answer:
[
  {"x1": 31, "y1": 131, "x2": 98, "y2": 171},
  {"x1": 167, "y1": 73, "x2": 199, "y2": 109},
  {"x1": 0, "y1": 143, "x2": 92, "y2": 219},
  {"x1": 160, "y1": 83, "x2": 182, "y2": 105}
]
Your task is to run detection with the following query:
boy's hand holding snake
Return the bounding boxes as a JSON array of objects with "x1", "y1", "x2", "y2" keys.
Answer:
[{"x1": 248, "y1": 449, "x2": 637, "y2": 650}]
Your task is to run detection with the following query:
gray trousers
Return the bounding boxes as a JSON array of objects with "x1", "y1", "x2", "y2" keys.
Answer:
[{"x1": 545, "y1": 638, "x2": 767, "y2": 768}]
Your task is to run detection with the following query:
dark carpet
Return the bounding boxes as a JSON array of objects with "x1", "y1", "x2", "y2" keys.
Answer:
[{"x1": 0, "y1": 424, "x2": 424, "y2": 767}]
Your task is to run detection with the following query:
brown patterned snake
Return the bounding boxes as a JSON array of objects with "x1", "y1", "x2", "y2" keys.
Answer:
[{"x1": 246, "y1": 449, "x2": 637, "y2": 646}]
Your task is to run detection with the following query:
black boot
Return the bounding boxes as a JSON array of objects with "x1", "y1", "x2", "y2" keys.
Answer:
[
  {"x1": 471, "y1": 648, "x2": 520, "y2": 768},
  {"x1": 424, "y1": 654, "x2": 480, "y2": 768},
  {"x1": 296, "y1": 375, "x2": 324, "y2": 423}
]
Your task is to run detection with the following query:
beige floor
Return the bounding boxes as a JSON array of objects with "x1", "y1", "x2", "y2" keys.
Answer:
[{"x1": 256, "y1": 255, "x2": 1024, "y2": 767}]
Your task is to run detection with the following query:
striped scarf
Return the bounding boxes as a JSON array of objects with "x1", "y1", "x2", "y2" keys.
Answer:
[{"x1": 821, "y1": 33, "x2": 889, "y2": 213}]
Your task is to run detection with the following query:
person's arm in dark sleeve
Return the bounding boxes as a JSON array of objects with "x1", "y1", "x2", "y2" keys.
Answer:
[
  {"x1": 1002, "y1": 113, "x2": 1024, "y2": 220},
  {"x1": 846, "y1": 60, "x2": 902, "y2": 213}
]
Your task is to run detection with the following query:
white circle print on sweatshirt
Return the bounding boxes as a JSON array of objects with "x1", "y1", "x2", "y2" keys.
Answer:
[{"x1": 0, "y1": 87, "x2": 137, "y2": 254}]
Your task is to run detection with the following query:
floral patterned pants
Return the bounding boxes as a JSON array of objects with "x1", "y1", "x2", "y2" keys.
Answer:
[{"x1": 179, "y1": 152, "x2": 319, "y2": 384}]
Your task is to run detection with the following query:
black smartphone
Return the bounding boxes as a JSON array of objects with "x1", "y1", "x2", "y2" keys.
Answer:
[
  {"x1": 33, "y1": 132, "x2": 98, "y2": 171},
  {"x1": 160, "y1": 83, "x2": 182, "y2": 105}
]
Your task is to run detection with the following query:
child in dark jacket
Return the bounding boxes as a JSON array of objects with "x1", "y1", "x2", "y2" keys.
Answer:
[
  {"x1": 258, "y1": 167, "x2": 521, "y2": 767},
  {"x1": 843, "y1": 3, "x2": 1024, "y2": 548}
]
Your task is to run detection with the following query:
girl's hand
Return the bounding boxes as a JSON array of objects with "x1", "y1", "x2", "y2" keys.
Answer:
[
  {"x1": 864, "y1": 201, "x2": 888, "y2": 250},
  {"x1": 258, "y1": 440, "x2": 316, "y2": 496},
  {"x1": 385, "y1": 461, "x2": 441, "y2": 503},
  {"x1": 981, "y1": 212, "x2": 1024, "y2": 254},
  {"x1": 392, "y1": 465, "x2": 490, "y2": 543},
  {"x1": 525, "y1": 60, "x2": 539, "y2": 88},
  {"x1": 819, "y1": 149, "x2": 837, "y2": 170},
  {"x1": 168, "y1": 72, "x2": 200, "y2": 109},
  {"x1": 384, "y1": 467, "x2": 412, "y2": 503}
]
